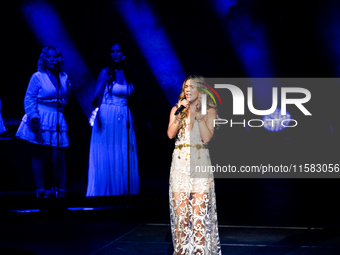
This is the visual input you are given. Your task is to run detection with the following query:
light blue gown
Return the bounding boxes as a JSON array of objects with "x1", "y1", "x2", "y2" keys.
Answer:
[{"x1": 86, "y1": 82, "x2": 139, "y2": 196}]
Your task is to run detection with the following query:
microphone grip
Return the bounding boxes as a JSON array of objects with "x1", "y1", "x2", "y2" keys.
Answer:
[{"x1": 175, "y1": 105, "x2": 185, "y2": 115}]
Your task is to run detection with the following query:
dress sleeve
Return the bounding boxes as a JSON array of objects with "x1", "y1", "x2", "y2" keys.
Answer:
[
  {"x1": 63, "y1": 75, "x2": 71, "y2": 106},
  {"x1": 24, "y1": 73, "x2": 41, "y2": 120}
]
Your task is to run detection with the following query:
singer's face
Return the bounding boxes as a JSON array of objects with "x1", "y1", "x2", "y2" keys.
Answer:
[
  {"x1": 184, "y1": 79, "x2": 198, "y2": 102},
  {"x1": 111, "y1": 44, "x2": 124, "y2": 63},
  {"x1": 46, "y1": 48, "x2": 58, "y2": 71}
]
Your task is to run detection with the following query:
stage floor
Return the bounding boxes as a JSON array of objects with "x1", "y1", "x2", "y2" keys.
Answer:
[
  {"x1": 1, "y1": 177, "x2": 340, "y2": 254},
  {"x1": 1, "y1": 208, "x2": 340, "y2": 255}
]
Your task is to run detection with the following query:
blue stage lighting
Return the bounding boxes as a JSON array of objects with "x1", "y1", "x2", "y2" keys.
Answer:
[
  {"x1": 211, "y1": 0, "x2": 237, "y2": 19},
  {"x1": 262, "y1": 108, "x2": 291, "y2": 132},
  {"x1": 211, "y1": 1, "x2": 276, "y2": 110},
  {"x1": 211, "y1": 1, "x2": 274, "y2": 77},
  {"x1": 11, "y1": 209, "x2": 40, "y2": 213},
  {"x1": 113, "y1": 0, "x2": 186, "y2": 105},
  {"x1": 21, "y1": 1, "x2": 95, "y2": 116}
]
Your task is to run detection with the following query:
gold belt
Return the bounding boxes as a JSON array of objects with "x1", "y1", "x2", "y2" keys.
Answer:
[{"x1": 175, "y1": 143, "x2": 208, "y2": 150}]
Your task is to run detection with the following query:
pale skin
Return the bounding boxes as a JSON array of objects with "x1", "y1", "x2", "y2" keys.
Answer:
[{"x1": 167, "y1": 79, "x2": 217, "y2": 143}]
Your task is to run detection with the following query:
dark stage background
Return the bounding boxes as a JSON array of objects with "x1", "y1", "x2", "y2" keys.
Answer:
[{"x1": 1, "y1": 0, "x2": 340, "y2": 227}]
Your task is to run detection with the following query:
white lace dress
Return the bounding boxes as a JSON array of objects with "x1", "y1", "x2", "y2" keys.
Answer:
[
  {"x1": 86, "y1": 82, "x2": 139, "y2": 196},
  {"x1": 169, "y1": 119, "x2": 222, "y2": 255}
]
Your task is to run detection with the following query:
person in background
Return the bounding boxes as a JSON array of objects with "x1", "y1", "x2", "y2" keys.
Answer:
[
  {"x1": 86, "y1": 41, "x2": 139, "y2": 196},
  {"x1": 16, "y1": 46, "x2": 71, "y2": 198}
]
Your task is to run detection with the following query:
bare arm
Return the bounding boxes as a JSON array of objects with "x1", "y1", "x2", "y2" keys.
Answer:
[
  {"x1": 62, "y1": 73, "x2": 71, "y2": 106},
  {"x1": 167, "y1": 106, "x2": 180, "y2": 139},
  {"x1": 197, "y1": 108, "x2": 217, "y2": 143},
  {"x1": 167, "y1": 99, "x2": 190, "y2": 139},
  {"x1": 91, "y1": 67, "x2": 109, "y2": 107}
]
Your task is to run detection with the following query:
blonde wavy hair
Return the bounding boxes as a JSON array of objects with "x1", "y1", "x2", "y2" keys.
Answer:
[
  {"x1": 176, "y1": 75, "x2": 217, "y2": 138},
  {"x1": 37, "y1": 46, "x2": 65, "y2": 73}
]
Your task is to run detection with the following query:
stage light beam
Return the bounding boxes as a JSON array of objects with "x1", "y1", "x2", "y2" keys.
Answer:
[
  {"x1": 211, "y1": 1, "x2": 282, "y2": 131},
  {"x1": 113, "y1": 0, "x2": 186, "y2": 106},
  {"x1": 21, "y1": 1, "x2": 95, "y2": 117}
]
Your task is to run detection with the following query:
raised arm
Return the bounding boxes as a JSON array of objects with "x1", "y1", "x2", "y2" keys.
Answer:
[
  {"x1": 197, "y1": 108, "x2": 217, "y2": 143},
  {"x1": 167, "y1": 99, "x2": 189, "y2": 139},
  {"x1": 167, "y1": 106, "x2": 180, "y2": 139}
]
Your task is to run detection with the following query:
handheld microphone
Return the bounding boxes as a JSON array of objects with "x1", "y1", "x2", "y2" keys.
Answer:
[{"x1": 174, "y1": 105, "x2": 186, "y2": 115}]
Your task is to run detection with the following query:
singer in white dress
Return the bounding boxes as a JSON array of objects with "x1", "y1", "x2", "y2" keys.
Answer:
[{"x1": 167, "y1": 75, "x2": 222, "y2": 255}]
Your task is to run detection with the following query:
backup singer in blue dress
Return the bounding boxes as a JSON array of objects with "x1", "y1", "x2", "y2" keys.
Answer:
[{"x1": 86, "y1": 42, "x2": 139, "y2": 196}]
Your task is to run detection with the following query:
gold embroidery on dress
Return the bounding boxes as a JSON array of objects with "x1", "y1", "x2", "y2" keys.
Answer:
[{"x1": 169, "y1": 119, "x2": 221, "y2": 254}]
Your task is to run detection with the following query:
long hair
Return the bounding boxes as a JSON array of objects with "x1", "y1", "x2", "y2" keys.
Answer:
[
  {"x1": 176, "y1": 75, "x2": 218, "y2": 138},
  {"x1": 37, "y1": 46, "x2": 64, "y2": 73},
  {"x1": 106, "y1": 41, "x2": 134, "y2": 96}
]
